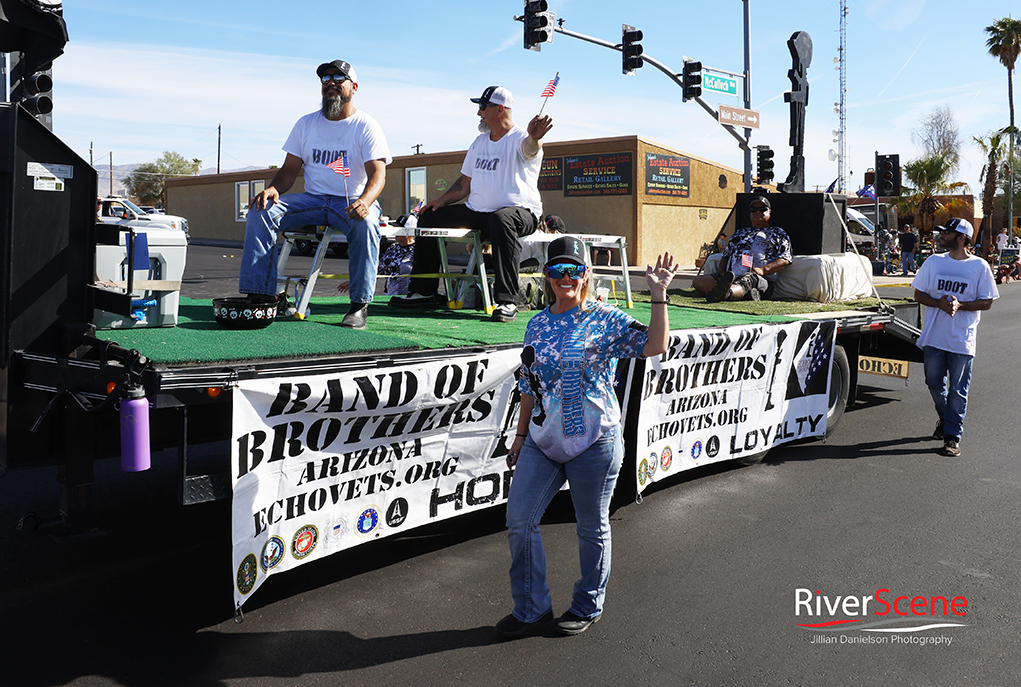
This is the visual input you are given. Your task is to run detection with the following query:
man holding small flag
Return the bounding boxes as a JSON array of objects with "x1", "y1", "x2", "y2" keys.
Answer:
[
  {"x1": 391, "y1": 85, "x2": 553, "y2": 322},
  {"x1": 239, "y1": 59, "x2": 391, "y2": 329},
  {"x1": 692, "y1": 195, "x2": 792, "y2": 302}
]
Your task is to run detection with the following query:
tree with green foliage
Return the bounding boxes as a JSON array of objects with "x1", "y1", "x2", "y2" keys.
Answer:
[
  {"x1": 974, "y1": 131, "x2": 1007, "y2": 254},
  {"x1": 986, "y1": 16, "x2": 1021, "y2": 234},
  {"x1": 986, "y1": 17, "x2": 1021, "y2": 132},
  {"x1": 123, "y1": 151, "x2": 200, "y2": 207},
  {"x1": 895, "y1": 154, "x2": 971, "y2": 239}
]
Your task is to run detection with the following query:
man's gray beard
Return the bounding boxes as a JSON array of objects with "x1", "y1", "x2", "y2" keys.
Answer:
[
  {"x1": 478, "y1": 120, "x2": 490, "y2": 134},
  {"x1": 322, "y1": 93, "x2": 350, "y2": 118}
]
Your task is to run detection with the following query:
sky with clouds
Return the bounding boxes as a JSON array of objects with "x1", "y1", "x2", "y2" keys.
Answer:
[{"x1": 24, "y1": 0, "x2": 1021, "y2": 196}]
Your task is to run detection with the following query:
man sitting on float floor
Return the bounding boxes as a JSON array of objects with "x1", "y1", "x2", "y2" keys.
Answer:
[{"x1": 692, "y1": 195, "x2": 792, "y2": 302}]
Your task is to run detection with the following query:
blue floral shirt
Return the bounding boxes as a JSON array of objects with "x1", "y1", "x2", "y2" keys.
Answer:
[
  {"x1": 519, "y1": 302, "x2": 649, "y2": 462},
  {"x1": 720, "y1": 225, "x2": 793, "y2": 282}
]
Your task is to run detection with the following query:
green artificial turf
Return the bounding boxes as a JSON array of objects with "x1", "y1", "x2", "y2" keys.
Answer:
[
  {"x1": 94, "y1": 294, "x2": 848, "y2": 366},
  {"x1": 643, "y1": 288, "x2": 910, "y2": 317}
]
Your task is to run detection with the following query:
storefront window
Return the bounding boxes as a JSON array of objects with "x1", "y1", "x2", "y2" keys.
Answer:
[
  {"x1": 236, "y1": 180, "x2": 266, "y2": 222},
  {"x1": 406, "y1": 167, "x2": 426, "y2": 214},
  {"x1": 235, "y1": 182, "x2": 250, "y2": 222}
]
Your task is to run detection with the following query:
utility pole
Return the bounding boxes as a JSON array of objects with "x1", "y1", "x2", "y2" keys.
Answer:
[
  {"x1": 109, "y1": 151, "x2": 113, "y2": 196},
  {"x1": 217, "y1": 124, "x2": 221, "y2": 174},
  {"x1": 525, "y1": 18, "x2": 752, "y2": 152}
]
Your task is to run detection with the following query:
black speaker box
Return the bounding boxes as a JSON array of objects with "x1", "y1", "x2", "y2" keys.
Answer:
[
  {"x1": 737, "y1": 193, "x2": 846, "y2": 256},
  {"x1": 0, "y1": 103, "x2": 98, "y2": 367}
]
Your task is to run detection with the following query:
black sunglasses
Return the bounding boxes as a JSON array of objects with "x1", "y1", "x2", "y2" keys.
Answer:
[{"x1": 321, "y1": 74, "x2": 349, "y2": 84}]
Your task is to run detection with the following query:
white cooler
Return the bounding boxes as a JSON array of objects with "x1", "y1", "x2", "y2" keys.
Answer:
[{"x1": 94, "y1": 226, "x2": 188, "y2": 329}]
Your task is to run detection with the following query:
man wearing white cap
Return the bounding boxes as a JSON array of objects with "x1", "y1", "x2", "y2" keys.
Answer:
[
  {"x1": 912, "y1": 218, "x2": 998, "y2": 457},
  {"x1": 239, "y1": 59, "x2": 392, "y2": 329},
  {"x1": 391, "y1": 85, "x2": 553, "y2": 322}
]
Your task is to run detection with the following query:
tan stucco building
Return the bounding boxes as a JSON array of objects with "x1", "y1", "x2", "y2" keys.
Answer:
[{"x1": 166, "y1": 135, "x2": 744, "y2": 266}]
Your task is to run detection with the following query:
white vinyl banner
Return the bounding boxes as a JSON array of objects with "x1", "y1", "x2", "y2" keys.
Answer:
[
  {"x1": 634, "y1": 320, "x2": 835, "y2": 492},
  {"x1": 231, "y1": 349, "x2": 522, "y2": 609}
]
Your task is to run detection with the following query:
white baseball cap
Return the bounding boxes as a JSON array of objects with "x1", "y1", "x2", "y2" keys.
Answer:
[
  {"x1": 470, "y1": 86, "x2": 514, "y2": 108},
  {"x1": 940, "y1": 218, "x2": 973, "y2": 237}
]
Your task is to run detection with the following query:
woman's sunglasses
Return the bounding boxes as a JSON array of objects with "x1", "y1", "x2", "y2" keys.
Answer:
[{"x1": 547, "y1": 263, "x2": 587, "y2": 280}]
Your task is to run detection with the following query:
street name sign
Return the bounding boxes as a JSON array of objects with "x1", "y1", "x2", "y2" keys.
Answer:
[
  {"x1": 702, "y1": 73, "x2": 739, "y2": 96},
  {"x1": 718, "y1": 104, "x2": 760, "y2": 129}
]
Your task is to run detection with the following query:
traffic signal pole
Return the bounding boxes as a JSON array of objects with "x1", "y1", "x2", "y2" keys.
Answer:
[
  {"x1": 540, "y1": 23, "x2": 752, "y2": 151},
  {"x1": 742, "y1": 0, "x2": 753, "y2": 193},
  {"x1": 514, "y1": 11, "x2": 755, "y2": 192}
]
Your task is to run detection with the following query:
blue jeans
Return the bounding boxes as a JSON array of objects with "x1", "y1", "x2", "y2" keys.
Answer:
[
  {"x1": 923, "y1": 346, "x2": 973, "y2": 440},
  {"x1": 239, "y1": 192, "x2": 381, "y2": 303},
  {"x1": 901, "y1": 251, "x2": 916, "y2": 274},
  {"x1": 505, "y1": 426, "x2": 622, "y2": 623}
]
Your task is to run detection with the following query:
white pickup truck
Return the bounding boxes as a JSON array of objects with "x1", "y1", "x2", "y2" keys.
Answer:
[{"x1": 98, "y1": 196, "x2": 190, "y2": 241}]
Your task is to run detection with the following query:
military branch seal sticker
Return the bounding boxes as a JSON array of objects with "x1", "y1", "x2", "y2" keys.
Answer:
[
  {"x1": 690, "y1": 440, "x2": 702, "y2": 462},
  {"x1": 236, "y1": 553, "x2": 258, "y2": 595},
  {"x1": 660, "y1": 446, "x2": 673, "y2": 471},
  {"x1": 291, "y1": 524, "x2": 319, "y2": 559},
  {"x1": 386, "y1": 498, "x2": 409, "y2": 529},
  {"x1": 260, "y1": 536, "x2": 286, "y2": 572},
  {"x1": 356, "y1": 506, "x2": 381, "y2": 537}
]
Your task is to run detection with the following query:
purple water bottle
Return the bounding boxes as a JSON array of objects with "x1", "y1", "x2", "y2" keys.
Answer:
[{"x1": 120, "y1": 385, "x2": 151, "y2": 472}]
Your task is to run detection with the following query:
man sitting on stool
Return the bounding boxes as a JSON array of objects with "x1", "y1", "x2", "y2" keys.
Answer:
[
  {"x1": 693, "y1": 196, "x2": 792, "y2": 302},
  {"x1": 389, "y1": 86, "x2": 553, "y2": 322}
]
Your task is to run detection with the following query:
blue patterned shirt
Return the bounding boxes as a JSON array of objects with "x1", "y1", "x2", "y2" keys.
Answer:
[
  {"x1": 519, "y1": 302, "x2": 649, "y2": 462},
  {"x1": 720, "y1": 225, "x2": 793, "y2": 282}
]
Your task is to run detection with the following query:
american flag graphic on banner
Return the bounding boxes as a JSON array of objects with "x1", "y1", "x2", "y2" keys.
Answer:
[
  {"x1": 328, "y1": 154, "x2": 351, "y2": 177},
  {"x1": 541, "y1": 75, "x2": 560, "y2": 98}
]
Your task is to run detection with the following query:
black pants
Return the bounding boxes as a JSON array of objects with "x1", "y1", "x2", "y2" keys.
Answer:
[{"x1": 410, "y1": 205, "x2": 538, "y2": 304}]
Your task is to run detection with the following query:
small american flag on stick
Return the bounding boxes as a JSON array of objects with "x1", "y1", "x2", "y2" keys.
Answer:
[
  {"x1": 541, "y1": 74, "x2": 560, "y2": 98},
  {"x1": 328, "y1": 154, "x2": 351, "y2": 177},
  {"x1": 538, "y1": 72, "x2": 559, "y2": 116}
]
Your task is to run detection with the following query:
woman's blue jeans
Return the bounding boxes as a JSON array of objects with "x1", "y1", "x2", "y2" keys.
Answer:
[
  {"x1": 505, "y1": 427, "x2": 622, "y2": 623},
  {"x1": 923, "y1": 345, "x2": 973, "y2": 440},
  {"x1": 239, "y1": 192, "x2": 381, "y2": 303}
]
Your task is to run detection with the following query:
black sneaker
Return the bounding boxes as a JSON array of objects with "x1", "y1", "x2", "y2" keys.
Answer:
[
  {"x1": 932, "y1": 418, "x2": 944, "y2": 440},
  {"x1": 495, "y1": 609, "x2": 553, "y2": 639},
  {"x1": 939, "y1": 436, "x2": 961, "y2": 457},
  {"x1": 706, "y1": 271, "x2": 736, "y2": 303},
  {"x1": 554, "y1": 611, "x2": 601, "y2": 636},
  {"x1": 491, "y1": 303, "x2": 518, "y2": 323}
]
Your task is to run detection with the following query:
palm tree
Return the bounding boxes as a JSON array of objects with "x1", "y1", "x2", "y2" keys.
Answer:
[
  {"x1": 986, "y1": 16, "x2": 1021, "y2": 231},
  {"x1": 986, "y1": 17, "x2": 1021, "y2": 129},
  {"x1": 895, "y1": 154, "x2": 972, "y2": 243},
  {"x1": 974, "y1": 132, "x2": 1007, "y2": 255}
]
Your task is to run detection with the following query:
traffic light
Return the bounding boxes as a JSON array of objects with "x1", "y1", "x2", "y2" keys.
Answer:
[
  {"x1": 756, "y1": 145, "x2": 775, "y2": 184},
  {"x1": 622, "y1": 25, "x2": 643, "y2": 75},
  {"x1": 682, "y1": 60, "x2": 702, "y2": 101},
  {"x1": 9, "y1": 54, "x2": 54, "y2": 118},
  {"x1": 523, "y1": 1, "x2": 555, "y2": 52},
  {"x1": 876, "y1": 154, "x2": 901, "y2": 197}
]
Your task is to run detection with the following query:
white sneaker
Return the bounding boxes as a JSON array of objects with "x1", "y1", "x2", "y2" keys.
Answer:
[{"x1": 491, "y1": 303, "x2": 518, "y2": 322}]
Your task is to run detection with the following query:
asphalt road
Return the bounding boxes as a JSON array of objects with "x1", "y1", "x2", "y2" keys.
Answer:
[{"x1": 1, "y1": 249, "x2": 1019, "y2": 686}]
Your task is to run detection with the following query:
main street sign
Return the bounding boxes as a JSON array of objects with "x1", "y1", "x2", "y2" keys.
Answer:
[
  {"x1": 702, "y1": 73, "x2": 739, "y2": 97},
  {"x1": 718, "y1": 104, "x2": 761, "y2": 129}
]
